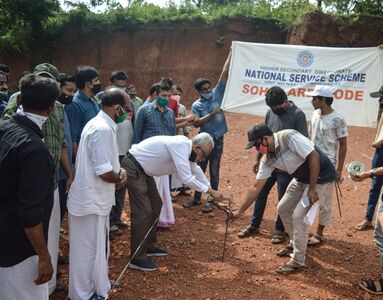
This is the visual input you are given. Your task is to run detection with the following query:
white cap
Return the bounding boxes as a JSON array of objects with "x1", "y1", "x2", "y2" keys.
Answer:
[{"x1": 305, "y1": 85, "x2": 334, "y2": 98}]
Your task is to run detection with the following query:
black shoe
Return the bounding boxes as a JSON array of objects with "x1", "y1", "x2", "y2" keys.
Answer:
[
  {"x1": 147, "y1": 247, "x2": 169, "y2": 257},
  {"x1": 128, "y1": 259, "x2": 158, "y2": 271}
]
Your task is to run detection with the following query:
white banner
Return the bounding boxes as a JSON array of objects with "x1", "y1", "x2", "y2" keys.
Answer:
[{"x1": 222, "y1": 42, "x2": 383, "y2": 127}]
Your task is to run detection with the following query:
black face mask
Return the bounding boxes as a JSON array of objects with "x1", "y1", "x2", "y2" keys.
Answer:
[
  {"x1": 91, "y1": 83, "x2": 102, "y2": 95},
  {"x1": 272, "y1": 107, "x2": 287, "y2": 116},
  {"x1": 58, "y1": 94, "x2": 73, "y2": 105},
  {"x1": 189, "y1": 150, "x2": 198, "y2": 162}
]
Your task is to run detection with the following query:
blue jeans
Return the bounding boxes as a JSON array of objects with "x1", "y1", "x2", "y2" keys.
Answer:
[
  {"x1": 366, "y1": 148, "x2": 383, "y2": 221},
  {"x1": 250, "y1": 171, "x2": 292, "y2": 232},
  {"x1": 193, "y1": 136, "x2": 224, "y2": 202}
]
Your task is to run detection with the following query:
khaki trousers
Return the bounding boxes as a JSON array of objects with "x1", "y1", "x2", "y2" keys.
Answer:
[{"x1": 277, "y1": 178, "x2": 333, "y2": 265}]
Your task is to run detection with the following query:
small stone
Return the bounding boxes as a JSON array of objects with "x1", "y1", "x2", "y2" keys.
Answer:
[{"x1": 190, "y1": 238, "x2": 196, "y2": 244}]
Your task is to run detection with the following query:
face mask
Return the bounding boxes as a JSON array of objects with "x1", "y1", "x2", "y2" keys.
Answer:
[
  {"x1": 129, "y1": 93, "x2": 136, "y2": 98},
  {"x1": 113, "y1": 85, "x2": 126, "y2": 92},
  {"x1": 17, "y1": 106, "x2": 48, "y2": 129},
  {"x1": 115, "y1": 106, "x2": 128, "y2": 123},
  {"x1": 258, "y1": 144, "x2": 268, "y2": 154},
  {"x1": 189, "y1": 150, "x2": 197, "y2": 162},
  {"x1": 173, "y1": 95, "x2": 181, "y2": 103},
  {"x1": 58, "y1": 94, "x2": 73, "y2": 105},
  {"x1": 91, "y1": 83, "x2": 102, "y2": 95},
  {"x1": 116, "y1": 111, "x2": 128, "y2": 123},
  {"x1": 272, "y1": 106, "x2": 287, "y2": 116},
  {"x1": 157, "y1": 97, "x2": 169, "y2": 107},
  {"x1": 201, "y1": 92, "x2": 212, "y2": 100}
]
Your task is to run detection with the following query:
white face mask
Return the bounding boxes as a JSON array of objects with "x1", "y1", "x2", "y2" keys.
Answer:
[
  {"x1": 16, "y1": 105, "x2": 48, "y2": 129},
  {"x1": 172, "y1": 95, "x2": 181, "y2": 103}
]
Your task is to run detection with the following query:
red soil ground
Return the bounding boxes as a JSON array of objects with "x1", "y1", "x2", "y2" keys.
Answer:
[{"x1": 52, "y1": 113, "x2": 380, "y2": 300}]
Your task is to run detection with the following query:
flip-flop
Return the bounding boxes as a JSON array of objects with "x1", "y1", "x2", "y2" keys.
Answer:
[
  {"x1": 276, "y1": 262, "x2": 305, "y2": 275},
  {"x1": 359, "y1": 279, "x2": 383, "y2": 295},
  {"x1": 307, "y1": 234, "x2": 323, "y2": 247}
]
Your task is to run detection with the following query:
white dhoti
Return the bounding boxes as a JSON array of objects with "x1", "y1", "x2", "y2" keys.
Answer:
[
  {"x1": 154, "y1": 175, "x2": 175, "y2": 227},
  {"x1": 48, "y1": 188, "x2": 60, "y2": 295},
  {"x1": 68, "y1": 213, "x2": 110, "y2": 300},
  {"x1": 0, "y1": 255, "x2": 49, "y2": 300}
]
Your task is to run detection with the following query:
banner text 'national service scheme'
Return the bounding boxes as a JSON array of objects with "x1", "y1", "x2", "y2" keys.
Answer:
[{"x1": 221, "y1": 42, "x2": 383, "y2": 127}]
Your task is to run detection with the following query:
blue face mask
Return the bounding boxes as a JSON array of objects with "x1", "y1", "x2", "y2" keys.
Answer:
[{"x1": 201, "y1": 91, "x2": 212, "y2": 100}]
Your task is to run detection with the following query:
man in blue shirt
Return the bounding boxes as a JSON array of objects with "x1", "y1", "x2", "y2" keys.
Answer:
[
  {"x1": 183, "y1": 50, "x2": 231, "y2": 213},
  {"x1": 65, "y1": 66, "x2": 101, "y2": 161},
  {"x1": 132, "y1": 82, "x2": 176, "y2": 144}
]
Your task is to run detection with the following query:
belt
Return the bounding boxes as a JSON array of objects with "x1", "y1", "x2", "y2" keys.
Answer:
[{"x1": 126, "y1": 152, "x2": 144, "y2": 172}]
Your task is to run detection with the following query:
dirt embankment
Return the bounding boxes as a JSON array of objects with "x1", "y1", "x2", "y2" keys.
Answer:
[{"x1": 1, "y1": 12, "x2": 382, "y2": 106}]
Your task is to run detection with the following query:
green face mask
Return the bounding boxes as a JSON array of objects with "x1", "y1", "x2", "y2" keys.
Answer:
[
  {"x1": 116, "y1": 111, "x2": 128, "y2": 123},
  {"x1": 157, "y1": 97, "x2": 170, "y2": 107}
]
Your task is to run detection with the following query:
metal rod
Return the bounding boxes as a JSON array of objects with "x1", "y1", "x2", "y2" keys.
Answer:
[{"x1": 222, "y1": 194, "x2": 233, "y2": 262}]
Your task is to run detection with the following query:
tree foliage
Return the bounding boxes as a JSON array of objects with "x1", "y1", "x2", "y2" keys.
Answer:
[{"x1": 0, "y1": 0, "x2": 382, "y2": 54}]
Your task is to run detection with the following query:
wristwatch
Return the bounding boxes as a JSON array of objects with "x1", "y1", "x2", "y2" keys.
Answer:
[{"x1": 370, "y1": 168, "x2": 377, "y2": 178}]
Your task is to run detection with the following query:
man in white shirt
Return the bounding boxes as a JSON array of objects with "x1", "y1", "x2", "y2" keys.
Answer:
[
  {"x1": 124, "y1": 133, "x2": 223, "y2": 271},
  {"x1": 306, "y1": 85, "x2": 348, "y2": 245},
  {"x1": 231, "y1": 124, "x2": 336, "y2": 274},
  {"x1": 67, "y1": 88, "x2": 128, "y2": 300}
]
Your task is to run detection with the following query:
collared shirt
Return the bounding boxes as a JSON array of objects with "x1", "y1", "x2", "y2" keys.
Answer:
[
  {"x1": 0, "y1": 115, "x2": 54, "y2": 267},
  {"x1": 67, "y1": 110, "x2": 120, "y2": 216},
  {"x1": 191, "y1": 80, "x2": 228, "y2": 139},
  {"x1": 257, "y1": 131, "x2": 314, "y2": 180},
  {"x1": 132, "y1": 102, "x2": 176, "y2": 144},
  {"x1": 65, "y1": 90, "x2": 100, "y2": 143},
  {"x1": 129, "y1": 135, "x2": 210, "y2": 193},
  {"x1": 2, "y1": 97, "x2": 66, "y2": 189},
  {"x1": 257, "y1": 130, "x2": 335, "y2": 184}
]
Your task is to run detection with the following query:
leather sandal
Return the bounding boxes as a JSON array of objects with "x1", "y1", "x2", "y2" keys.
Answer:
[
  {"x1": 237, "y1": 225, "x2": 259, "y2": 238},
  {"x1": 271, "y1": 231, "x2": 285, "y2": 244},
  {"x1": 276, "y1": 262, "x2": 304, "y2": 275}
]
